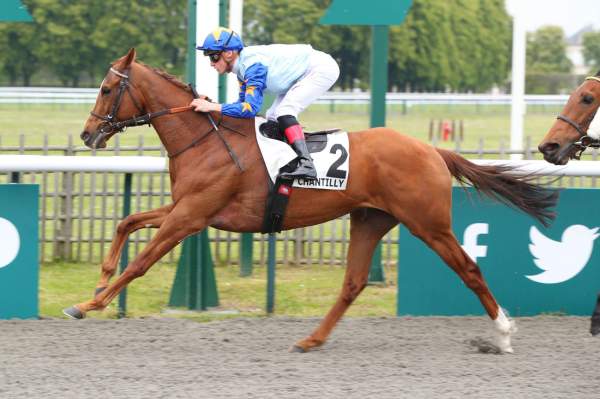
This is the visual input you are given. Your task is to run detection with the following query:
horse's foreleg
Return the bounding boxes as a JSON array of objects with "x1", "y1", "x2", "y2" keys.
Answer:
[
  {"x1": 64, "y1": 203, "x2": 204, "y2": 319},
  {"x1": 95, "y1": 204, "x2": 173, "y2": 294},
  {"x1": 420, "y1": 229, "x2": 516, "y2": 353},
  {"x1": 292, "y1": 208, "x2": 397, "y2": 353}
]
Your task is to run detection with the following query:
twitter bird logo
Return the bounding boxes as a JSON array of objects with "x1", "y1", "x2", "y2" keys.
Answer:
[{"x1": 527, "y1": 225, "x2": 599, "y2": 284}]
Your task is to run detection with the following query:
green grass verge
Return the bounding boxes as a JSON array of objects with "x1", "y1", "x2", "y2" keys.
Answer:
[{"x1": 41, "y1": 262, "x2": 397, "y2": 321}]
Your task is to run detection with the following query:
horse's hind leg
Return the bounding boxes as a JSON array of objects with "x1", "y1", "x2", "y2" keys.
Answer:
[
  {"x1": 415, "y1": 226, "x2": 516, "y2": 353},
  {"x1": 95, "y1": 204, "x2": 173, "y2": 295},
  {"x1": 591, "y1": 292, "x2": 600, "y2": 336},
  {"x1": 292, "y1": 208, "x2": 397, "y2": 353}
]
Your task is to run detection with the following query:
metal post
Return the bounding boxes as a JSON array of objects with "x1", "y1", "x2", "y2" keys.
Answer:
[
  {"x1": 370, "y1": 25, "x2": 388, "y2": 128},
  {"x1": 186, "y1": 0, "x2": 196, "y2": 84},
  {"x1": 58, "y1": 137, "x2": 74, "y2": 261},
  {"x1": 294, "y1": 228, "x2": 304, "y2": 265},
  {"x1": 10, "y1": 172, "x2": 20, "y2": 183},
  {"x1": 368, "y1": 25, "x2": 388, "y2": 284},
  {"x1": 239, "y1": 233, "x2": 253, "y2": 276},
  {"x1": 218, "y1": 0, "x2": 228, "y2": 102},
  {"x1": 266, "y1": 233, "x2": 276, "y2": 314},
  {"x1": 118, "y1": 173, "x2": 132, "y2": 318},
  {"x1": 509, "y1": 2, "x2": 526, "y2": 160},
  {"x1": 169, "y1": 0, "x2": 219, "y2": 311}
]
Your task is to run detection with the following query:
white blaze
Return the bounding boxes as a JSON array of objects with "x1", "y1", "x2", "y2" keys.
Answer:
[{"x1": 587, "y1": 109, "x2": 600, "y2": 139}]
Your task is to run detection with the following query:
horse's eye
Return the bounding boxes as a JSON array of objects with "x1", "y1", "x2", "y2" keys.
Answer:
[
  {"x1": 582, "y1": 94, "x2": 595, "y2": 105},
  {"x1": 101, "y1": 87, "x2": 111, "y2": 95}
]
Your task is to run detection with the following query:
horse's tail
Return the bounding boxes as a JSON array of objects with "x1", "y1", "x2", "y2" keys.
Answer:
[{"x1": 436, "y1": 148, "x2": 559, "y2": 226}]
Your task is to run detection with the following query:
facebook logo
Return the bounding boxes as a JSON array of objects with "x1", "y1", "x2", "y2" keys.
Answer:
[{"x1": 461, "y1": 223, "x2": 489, "y2": 263}]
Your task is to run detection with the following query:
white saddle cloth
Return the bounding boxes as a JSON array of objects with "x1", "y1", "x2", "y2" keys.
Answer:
[{"x1": 254, "y1": 117, "x2": 350, "y2": 190}]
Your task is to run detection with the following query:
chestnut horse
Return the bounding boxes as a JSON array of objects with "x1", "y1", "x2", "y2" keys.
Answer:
[
  {"x1": 538, "y1": 71, "x2": 600, "y2": 336},
  {"x1": 65, "y1": 49, "x2": 558, "y2": 353}
]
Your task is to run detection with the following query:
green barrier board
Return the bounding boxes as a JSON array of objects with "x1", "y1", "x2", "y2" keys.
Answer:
[
  {"x1": 398, "y1": 188, "x2": 600, "y2": 316},
  {"x1": 0, "y1": 184, "x2": 39, "y2": 319},
  {"x1": 0, "y1": 0, "x2": 33, "y2": 22}
]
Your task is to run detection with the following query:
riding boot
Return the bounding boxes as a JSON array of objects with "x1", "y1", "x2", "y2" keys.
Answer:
[
  {"x1": 591, "y1": 293, "x2": 600, "y2": 336},
  {"x1": 280, "y1": 138, "x2": 318, "y2": 180},
  {"x1": 277, "y1": 116, "x2": 317, "y2": 181}
]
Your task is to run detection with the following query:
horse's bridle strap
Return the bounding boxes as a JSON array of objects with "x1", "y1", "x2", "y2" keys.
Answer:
[
  {"x1": 556, "y1": 114, "x2": 588, "y2": 137},
  {"x1": 585, "y1": 76, "x2": 600, "y2": 84}
]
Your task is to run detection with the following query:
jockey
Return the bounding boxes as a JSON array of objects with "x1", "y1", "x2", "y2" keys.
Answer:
[{"x1": 191, "y1": 27, "x2": 340, "y2": 181}]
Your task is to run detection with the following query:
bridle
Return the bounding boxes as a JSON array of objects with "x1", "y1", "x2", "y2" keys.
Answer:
[
  {"x1": 90, "y1": 67, "x2": 156, "y2": 135},
  {"x1": 556, "y1": 76, "x2": 600, "y2": 154},
  {"x1": 89, "y1": 66, "x2": 245, "y2": 170}
]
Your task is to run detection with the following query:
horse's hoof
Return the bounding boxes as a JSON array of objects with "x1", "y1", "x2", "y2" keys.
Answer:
[
  {"x1": 63, "y1": 306, "x2": 85, "y2": 320},
  {"x1": 591, "y1": 317, "x2": 600, "y2": 336},
  {"x1": 289, "y1": 345, "x2": 308, "y2": 353},
  {"x1": 95, "y1": 287, "x2": 106, "y2": 297},
  {"x1": 502, "y1": 346, "x2": 514, "y2": 354}
]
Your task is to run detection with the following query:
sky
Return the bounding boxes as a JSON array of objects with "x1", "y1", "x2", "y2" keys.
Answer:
[{"x1": 506, "y1": 0, "x2": 600, "y2": 36}]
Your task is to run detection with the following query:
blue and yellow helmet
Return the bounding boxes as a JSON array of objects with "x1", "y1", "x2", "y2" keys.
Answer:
[{"x1": 196, "y1": 27, "x2": 244, "y2": 54}]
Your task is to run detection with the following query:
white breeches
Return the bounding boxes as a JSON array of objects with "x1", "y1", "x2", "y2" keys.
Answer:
[{"x1": 266, "y1": 50, "x2": 340, "y2": 121}]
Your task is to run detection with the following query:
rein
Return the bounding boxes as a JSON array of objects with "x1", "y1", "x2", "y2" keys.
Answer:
[
  {"x1": 556, "y1": 76, "x2": 600, "y2": 155},
  {"x1": 90, "y1": 67, "x2": 245, "y2": 171}
]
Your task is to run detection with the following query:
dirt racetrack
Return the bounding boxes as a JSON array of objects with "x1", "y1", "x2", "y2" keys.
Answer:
[{"x1": 0, "y1": 316, "x2": 598, "y2": 398}]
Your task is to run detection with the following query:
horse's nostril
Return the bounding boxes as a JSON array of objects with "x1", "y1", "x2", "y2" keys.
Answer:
[
  {"x1": 80, "y1": 131, "x2": 90, "y2": 141},
  {"x1": 538, "y1": 142, "x2": 559, "y2": 155}
]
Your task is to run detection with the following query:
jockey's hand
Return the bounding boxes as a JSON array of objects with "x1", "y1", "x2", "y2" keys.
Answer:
[{"x1": 190, "y1": 98, "x2": 221, "y2": 113}]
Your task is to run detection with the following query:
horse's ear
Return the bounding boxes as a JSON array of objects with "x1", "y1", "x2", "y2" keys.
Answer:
[{"x1": 123, "y1": 48, "x2": 137, "y2": 68}]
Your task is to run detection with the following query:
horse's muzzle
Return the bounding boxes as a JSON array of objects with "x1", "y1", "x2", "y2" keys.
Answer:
[
  {"x1": 538, "y1": 142, "x2": 560, "y2": 163},
  {"x1": 80, "y1": 130, "x2": 107, "y2": 149},
  {"x1": 538, "y1": 141, "x2": 574, "y2": 165}
]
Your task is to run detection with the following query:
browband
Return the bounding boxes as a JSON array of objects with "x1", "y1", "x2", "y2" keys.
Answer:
[{"x1": 585, "y1": 76, "x2": 600, "y2": 83}]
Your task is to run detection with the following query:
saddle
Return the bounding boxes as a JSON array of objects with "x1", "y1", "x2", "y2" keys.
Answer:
[
  {"x1": 259, "y1": 120, "x2": 341, "y2": 234},
  {"x1": 259, "y1": 120, "x2": 341, "y2": 153}
]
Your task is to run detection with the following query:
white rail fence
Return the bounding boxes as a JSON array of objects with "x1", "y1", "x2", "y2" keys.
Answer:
[
  {"x1": 1, "y1": 155, "x2": 599, "y2": 266},
  {"x1": 0, "y1": 87, "x2": 569, "y2": 106},
  {"x1": 2, "y1": 155, "x2": 598, "y2": 175}
]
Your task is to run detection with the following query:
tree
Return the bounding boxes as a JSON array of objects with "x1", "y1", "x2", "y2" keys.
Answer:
[
  {"x1": 583, "y1": 30, "x2": 600, "y2": 74},
  {"x1": 0, "y1": 22, "x2": 40, "y2": 85},
  {"x1": 1, "y1": 0, "x2": 187, "y2": 87},
  {"x1": 526, "y1": 26, "x2": 572, "y2": 74},
  {"x1": 387, "y1": 0, "x2": 510, "y2": 92},
  {"x1": 474, "y1": 0, "x2": 511, "y2": 91},
  {"x1": 393, "y1": 0, "x2": 456, "y2": 91},
  {"x1": 30, "y1": 0, "x2": 102, "y2": 86},
  {"x1": 90, "y1": 0, "x2": 187, "y2": 79}
]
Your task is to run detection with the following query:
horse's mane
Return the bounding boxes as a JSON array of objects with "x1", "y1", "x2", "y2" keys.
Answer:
[{"x1": 137, "y1": 61, "x2": 192, "y2": 93}]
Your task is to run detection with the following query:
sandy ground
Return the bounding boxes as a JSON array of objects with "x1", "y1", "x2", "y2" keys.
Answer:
[{"x1": 0, "y1": 316, "x2": 598, "y2": 399}]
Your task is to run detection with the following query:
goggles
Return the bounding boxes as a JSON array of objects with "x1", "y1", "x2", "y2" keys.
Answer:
[{"x1": 204, "y1": 51, "x2": 222, "y2": 63}]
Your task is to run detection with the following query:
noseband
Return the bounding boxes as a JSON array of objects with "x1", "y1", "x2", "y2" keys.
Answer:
[{"x1": 556, "y1": 76, "x2": 600, "y2": 152}]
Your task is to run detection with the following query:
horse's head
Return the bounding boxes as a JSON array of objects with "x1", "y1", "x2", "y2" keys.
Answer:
[
  {"x1": 538, "y1": 74, "x2": 600, "y2": 165},
  {"x1": 81, "y1": 48, "x2": 147, "y2": 149}
]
